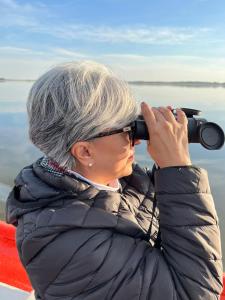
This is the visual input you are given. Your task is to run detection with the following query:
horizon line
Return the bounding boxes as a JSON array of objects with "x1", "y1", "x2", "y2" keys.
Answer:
[{"x1": 1, "y1": 78, "x2": 225, "y2": 87}]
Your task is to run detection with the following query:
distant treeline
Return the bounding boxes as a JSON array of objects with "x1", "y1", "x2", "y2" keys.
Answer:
[
  {"x1": 0, "y1": 78, "x2": 35, "y2": 82},
  {"x1": 1, "y1": 77, "x2": 225, "y2": 88},
  {"x1": 129, "y1": 81, "x2": 225, "y2": 88}
]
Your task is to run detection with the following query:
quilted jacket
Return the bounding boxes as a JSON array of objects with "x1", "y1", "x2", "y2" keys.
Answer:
[{"x1": 6, "y1": 157, "x2": 223, "y2": 300}]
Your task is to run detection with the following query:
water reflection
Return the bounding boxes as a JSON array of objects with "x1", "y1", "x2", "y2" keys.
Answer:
[
  {"x1": 0, "y1": 82, "x2": 224, "y2": 263},
  {"x1": 0, "y1": 82, "x2": 33, "y2": 104}
]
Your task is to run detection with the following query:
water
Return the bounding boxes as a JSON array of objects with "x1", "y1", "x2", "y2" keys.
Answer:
[{"x1": 0, "y1": 81, "x2": 224, "y2": 265}]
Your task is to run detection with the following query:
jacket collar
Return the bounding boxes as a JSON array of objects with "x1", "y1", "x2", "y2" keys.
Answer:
[{"x1": 6, "y1": 157, "x2": 158, "y2": 241}]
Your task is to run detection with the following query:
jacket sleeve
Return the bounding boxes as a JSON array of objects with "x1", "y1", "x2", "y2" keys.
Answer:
[
  {"x1": 22, "y1": 166, "x2": 223, "y2": 300},
  {"x1": 154, "y1": 166, "x2": 223, "y2": 299}
]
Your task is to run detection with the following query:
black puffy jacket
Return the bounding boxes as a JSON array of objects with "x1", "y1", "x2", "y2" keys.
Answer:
[{"x1": 6, "y1": 158, "x2": 223, "y2": 300}]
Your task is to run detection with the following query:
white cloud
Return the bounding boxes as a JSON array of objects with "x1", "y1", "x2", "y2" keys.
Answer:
[
  {"x1": 0, "y1": 45, "x2": 89, "y2": 59},
  {"x1": 104, "y1": 53, "x2": 146, "y2": 60},
  {"x1": 0, "y1": 46, "x2": 31, "y2": 52},
  {"x1": 98, "y1": 53, "x2": 225, "y2": 81},
  {"x1": 0, "y1": 0, "x2": 211, "y2": 45},
  {"x1": 0, "y1": 0, "x2": 42, "y2": 13},
  {"x1": 0, "y1": 0, "x2": 223, "y2": 81},
  {"x1": 0, "y1": 46, "x2": 45, "y2": 55},
  {"x1": 0, "y1": 0, "x2": 46, "y2": 27},
  {"x1": 35, "y1": 24, "x2": 210, "y2": 45},
  {"x1": 2, "y1": 50, "x2": 225, "y2": 82},
  {"x1": 0, "y1": 13, "x2": 37, "y2": 27},
  {"x1": 52, "y1": 48, "x2": 88, "y2": 58}
]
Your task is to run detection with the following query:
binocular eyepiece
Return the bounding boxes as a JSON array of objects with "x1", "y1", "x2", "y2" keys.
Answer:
[{"x1": 131, "y1": 108, "x2": 224, "y2": 150}]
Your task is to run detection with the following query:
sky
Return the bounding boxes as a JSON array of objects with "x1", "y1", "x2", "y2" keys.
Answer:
[{"x1": 1, "y1": 0, "x2": 225, "y2": 81}]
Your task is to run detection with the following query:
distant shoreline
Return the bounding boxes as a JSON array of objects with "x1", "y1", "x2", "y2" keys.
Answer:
[
  {"x1": 1, "y1": 78, "x2": 225, "y2": 88},
  {"x1": 0, "y1": 78, "x2": 35, "y2": 82},
  {"x1": 128, "y1": 81, "x2": 225, "y2": 88}
]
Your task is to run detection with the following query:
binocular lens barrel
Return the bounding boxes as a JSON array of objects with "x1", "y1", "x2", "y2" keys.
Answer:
[{"x1": 133, "y1": 118, "x2": 224, "y2": 150}]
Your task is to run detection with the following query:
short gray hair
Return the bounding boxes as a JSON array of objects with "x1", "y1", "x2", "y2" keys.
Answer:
[{"x1": 27, "y1": 61, "x2": 139, "y2": 169}]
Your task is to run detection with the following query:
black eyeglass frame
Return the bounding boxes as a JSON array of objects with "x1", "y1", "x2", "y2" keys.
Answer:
[{"x1": 86, "y1": 125, "x2": 135, "y2": 146}]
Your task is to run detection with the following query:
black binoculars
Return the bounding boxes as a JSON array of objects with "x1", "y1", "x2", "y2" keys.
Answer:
[{"x1": 131, "y1": 108, "x2": 224, "y2": 150}]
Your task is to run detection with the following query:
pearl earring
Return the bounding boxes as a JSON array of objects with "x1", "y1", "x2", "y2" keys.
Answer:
[{"x1": 88, "y1": 163, "x2": 93, "y2": 167}]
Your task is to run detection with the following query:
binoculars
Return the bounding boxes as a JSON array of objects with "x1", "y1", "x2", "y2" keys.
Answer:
[{"x1": 131, "y1": 108, "x2": 224, "y2": 150}]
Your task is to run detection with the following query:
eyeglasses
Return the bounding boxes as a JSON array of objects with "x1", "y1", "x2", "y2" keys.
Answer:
[
  {"x1": 67, "y1": 125, "x2": 135, "y2": 151},
  {"x1": 87, "y1": 126, "x2": 135, "y2": 146}
]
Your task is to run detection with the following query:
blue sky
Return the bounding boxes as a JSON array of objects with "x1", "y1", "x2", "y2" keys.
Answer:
[{"x1": 1, "y1": 0, "x2": 225, "y2": 80}]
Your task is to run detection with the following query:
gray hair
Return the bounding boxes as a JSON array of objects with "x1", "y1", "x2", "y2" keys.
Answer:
[{"x1": 27, "y1": 61, "x2": 139, "y2": 169}]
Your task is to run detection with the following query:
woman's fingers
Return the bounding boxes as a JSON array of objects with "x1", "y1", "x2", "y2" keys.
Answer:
[
  {"x1": 158, "y1": 107, "x2": 176, "y2": 123},
  {"x1": 156, "y1": 106, "x2": 187, "y2": 128},
  {"x1": 141, "y1": 102, "x2": 156, "y2": 129},
  {"x1": 141, "y1": 103, "x2": 191, "y2": 167},
  {"x1": 176, "y1": 109, "x2": 188, "y2": 126},
  {"x1": 141, "y1": 103, "x2": 187, "y2": 129}
]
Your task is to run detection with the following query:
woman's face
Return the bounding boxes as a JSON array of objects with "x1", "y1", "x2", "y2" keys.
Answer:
[
  {"x1": 73, "y1": 131, "x2": 140, "y2": 185},
  {"x1": 93, "y1": 131, "x2": 140, "y2": 181}
]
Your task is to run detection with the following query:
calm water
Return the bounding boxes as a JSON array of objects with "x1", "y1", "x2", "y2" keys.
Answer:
[{"x1": 0, "y1": 81, "x2": 224, "y2": 264}]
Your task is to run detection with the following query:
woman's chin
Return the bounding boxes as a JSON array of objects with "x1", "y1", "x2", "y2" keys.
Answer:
[{"x1": 122, "y1": 162, "x2": 134, "y2": 177}]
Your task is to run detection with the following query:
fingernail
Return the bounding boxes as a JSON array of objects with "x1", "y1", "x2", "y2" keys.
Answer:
[{"x1": 141, "y1": 102, "x2": 146, "y2": 110}]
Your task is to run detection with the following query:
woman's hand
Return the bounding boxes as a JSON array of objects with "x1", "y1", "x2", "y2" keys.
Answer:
[{"x1": 141, "y1": 102, "x2": 192, "y2": 168}]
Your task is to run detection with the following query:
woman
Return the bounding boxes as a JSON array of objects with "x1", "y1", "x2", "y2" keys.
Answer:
[{"x1": 6, "y1": 61, "x2": 222, "y2": 299}]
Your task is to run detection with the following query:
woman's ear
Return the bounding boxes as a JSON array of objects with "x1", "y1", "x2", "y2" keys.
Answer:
[{"x1": 70, "y1": 142, "x2": 93, "y2": 165}]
